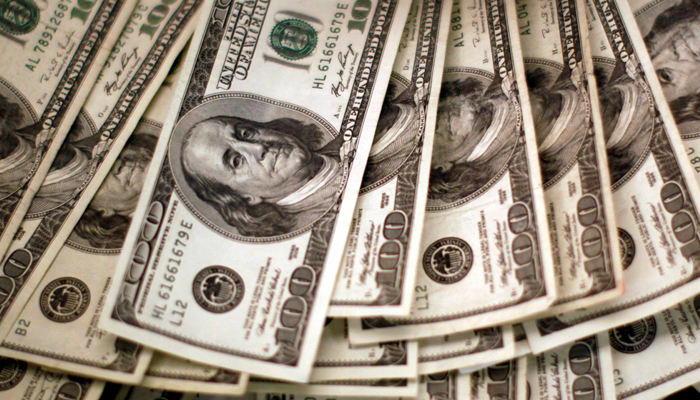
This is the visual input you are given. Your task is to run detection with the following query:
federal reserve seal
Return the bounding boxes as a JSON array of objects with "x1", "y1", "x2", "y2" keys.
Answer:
[
  {"x1": 39, "y1": 278, "x2": 90, "y2": 323},
  {"x1": 269, "y1": 19, "x2": 317, "y2": 60},
  {"x1": 609, "y1": 316, "x2": 657, "y2": 354},
  {"x1": 193, "y1": 266, "x2": 244, "y2": 313},
  {"x1": 0, "y1": 357, "x2": 26, "y2": 391},
  {"x1": 0, "y1": 0, "x2": 40, "y2": 35},
  {"x1": 618, "y1": 228, "x2": 635, "y2": 270},
  {"x1": 423, "y1": 237, "x2": 473, "y2": 284}
]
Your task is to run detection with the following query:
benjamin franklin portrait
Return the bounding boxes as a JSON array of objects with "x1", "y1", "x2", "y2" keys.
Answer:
[
  {"x1": 69, "y1": 132, "x2": 158, "y2": 249},
  {"x1": 428, "y1": 76, "x2": 519, "y2": 204},
  {"x1": 595, "y1": 69, "x2": 655, "y2": 185},
  {"x1": 26, "y1": 117, "x2": 99, "y2": 215},
  {"x1": 0, "y1": 93, "x2": 40, "y2": 199},
  {"x1": 362, "y1": 78, "x2": 423, "y2": 188},
  {"x1": 179, "y1": 115, "x2": 343, "y2": 237},
  {"x1": 526, "y1": 66, "x2": 587, "y2": 184},
  {"x1": 639, "y1": 0, "x2": 700, "y2": 135},
  {"x1": 595, "y1": 0, "x2": 700, "y2": 185}
]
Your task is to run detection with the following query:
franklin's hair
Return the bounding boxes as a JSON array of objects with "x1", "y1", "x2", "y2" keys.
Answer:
[
  {"x1": 181, "y1": 116, "x2": 325, "y2": 237},
  {"x1": 428, "y1": 78, "x2": 507, "y2": 202},
  {"x1": 73, "y1": 133, "x2": 158, "y2": 249},
  {"x1": 527, "y1": 67, "x2": 581, "y2": 182},
  {"x1": 0, "y1": 93, "x2": 24, "y2": 160},
  {"x1": 593, "y1": 65, "x2": 645, "y2": 184},
  {"x1": 645, "y1": 0, "x2": 700, "y2": 124}
]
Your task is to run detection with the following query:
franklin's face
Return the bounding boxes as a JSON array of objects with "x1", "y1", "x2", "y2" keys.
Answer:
[
  {"x1": 91, "y1": 147, "x2": 148, "y2": 217},
  {"x1": 650, "y1": 18, "x2": 700, "y2": 103},
  {"x1": 432, "y1": 94, "x2": 489, "y2": 169},
  {"x1": 183, "y1": 118, "x2": 316, "y2": 204}
]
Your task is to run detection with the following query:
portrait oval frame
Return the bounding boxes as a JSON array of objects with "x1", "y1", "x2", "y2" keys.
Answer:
[{"x1": 169, "y1": 93, "x2": 339, "y2": 242}]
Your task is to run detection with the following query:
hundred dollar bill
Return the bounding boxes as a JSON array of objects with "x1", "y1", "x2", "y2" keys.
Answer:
[
  {"x1": 629, "y1": 0, "x2": 700, "y2": 185},
  {"x1": 0, "y1": 36, "x2": 198, "y2": 383},
  {"x1": 100, "y1": 0, "x2": 412, "y2": 382},
  {"x1": 607, "y1": 295, "x2": 700, "y2": 400},
  {"x1": 248, "y1": 377, "x2": 418, "y2": 397},
  {"x1": 256, "y1": 361, "x2": 525, "y2": 400},
  {"x1": 518, "y1": 0, "x2": 623, "y2": 313},
  {"x1": 142, "y1": 352, "x2": 249, "y2": 395},
  {"x1": 0, "y1": 356, "x2": 105, "y2": 400},
  {"x1": 311, "y1": 319, "x2": 417, "y2": 381},
  {"x1": 524, "y1": 0, "x2": 700, "y2": 353},
  {"x1": 526, "y1": 335, "x2": 615, "y2": 400},
  {"x1": 328, "y1": 0, "x2": 451, "y2": 318},
  {"x1": 98, "y1": 384, "x2": 172, "y2": 400},
  {"x1": 252, "y1": 394, "x2": 366, "y2": 400},
  {"x1": 98, "y1": 382, "x2": 230, "y2": 400},
  {"x1": 418, "y1": 326, "x2": 514, "y2": 375},
  {"x1": 348, "y1": 0, "x2": 556, "y2": 344},
  {"x1": 0, "y1": 0, "x2": 202, "y2": 344},
  {"x1": 0, "y1": 0, "x2": 134, "y2": 257},
  {"x1": 420, "y1": 361, "x2": 525, "y2": 400},
  {"x1": 454, "y1": 325, "x2": 527, "y2": 375},
  {"x1": 512, "y1": 324, "x2": 531, "y2": 358}
]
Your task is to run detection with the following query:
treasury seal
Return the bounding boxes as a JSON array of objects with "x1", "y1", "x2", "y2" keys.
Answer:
[
  {"x1": 423, "y1": 237, "x2": 473, "y2": 284},
  {"x1": 269, "y1": 19, "x2": 317, "y2": 60},
  {"x1": 0, "y1": 0, "x2": 40, "y2": 36},
  {"x1": 618, "y1": 228, "x2": 635, "y2": 270},
  {"x1": 609, "y1": 316, "x2": 657, "y2": 354},
  {"x1": 193, "y1": 266, "x2": 244, "y2": 313},
  {"x1": 0, "y1": 357, "x2": 26, "y2": 391},
  {"x1": 39, "y1": 277, "x2": 90, "y2": 323}
]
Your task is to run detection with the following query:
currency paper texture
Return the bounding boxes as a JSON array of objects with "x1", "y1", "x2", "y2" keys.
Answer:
[
  {"x1": 350, "y1": 0, "x2": 556, "y2": 344},
  {"x1": 100, "y1": 0, "x2": 412, "y2": 382},
  {"x1": 0, "y1": 0, "x2": 134, "y2": 258},
  {"x1": 418, "y1": 326, "x2": 514, "y2": 375},
  {"x1": 0, "y1": 30, "x2": 198, "y2": 383},
  {"x1": 0, "y1": 356, "x2": 105, "y2": 400},
  {"x1": 518, "y1": 0, "x2": 623, "y2": 314},
  {"x1": 526, "y1": 335, "x2": 616, "y2": 400},
  {"x1": 525, "y1": 0, "x2": 700, "y2": 353},
  {"x1": 311, "y1": 318, "x2": 418, "y2": 382},
  {"x1": 328, "y1": 0, "x2": 451, "y2": 318},
  {"x1": 142, "y1": 352, "x2": 249, "y2": 395},
  {"x1": 607, "y1": 295, "x2": 700, "y2": 400}
]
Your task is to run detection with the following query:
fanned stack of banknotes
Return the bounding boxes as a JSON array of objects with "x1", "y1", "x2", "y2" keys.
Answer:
[{"x1": 4, "y1": 0, "x2": 700, "y2": 399}]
